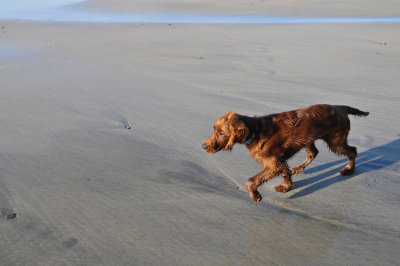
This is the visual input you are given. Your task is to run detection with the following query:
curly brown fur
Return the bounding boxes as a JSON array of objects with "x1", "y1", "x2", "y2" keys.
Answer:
[{"x1": 202, "y1": 104, "x2": 369, "y2": 203}]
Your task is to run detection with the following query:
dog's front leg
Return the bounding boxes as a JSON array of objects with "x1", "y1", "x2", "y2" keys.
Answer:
[
  {"x1": 275, "y1": 163, "x2": 293, "y2": 193},
  {"x1": 246, "y1": 167, "x2": 278, "y2": 203}
]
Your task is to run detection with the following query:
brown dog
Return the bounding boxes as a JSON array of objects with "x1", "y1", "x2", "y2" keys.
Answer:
[{"x1": 202, "y1": 104, "x2": 369, "y2": 203}]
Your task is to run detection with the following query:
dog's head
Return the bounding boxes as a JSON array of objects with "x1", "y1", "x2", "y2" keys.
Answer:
[{"x1": 202, "y1": 111, "x2": 249, "y2": 153}]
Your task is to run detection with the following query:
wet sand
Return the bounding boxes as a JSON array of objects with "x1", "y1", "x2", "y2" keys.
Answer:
[{"x1": 1, "y1": 1, "x2": 400, "y2": 265}]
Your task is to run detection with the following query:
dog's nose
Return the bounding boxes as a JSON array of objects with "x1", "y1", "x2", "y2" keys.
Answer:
[{"x1": 202, "y1": 144, "x2": 208, "y2": 150}]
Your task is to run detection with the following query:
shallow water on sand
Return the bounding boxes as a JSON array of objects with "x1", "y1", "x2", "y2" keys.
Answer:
[{"x1": 1, "y1": 0, "x2": 400, "y2": 24}]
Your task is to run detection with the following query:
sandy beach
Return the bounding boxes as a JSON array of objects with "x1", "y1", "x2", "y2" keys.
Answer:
[{"x1": 1, "y1": 1, "x2": 400, "y2": 265}]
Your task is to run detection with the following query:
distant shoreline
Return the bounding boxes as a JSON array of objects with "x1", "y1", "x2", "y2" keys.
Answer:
[
  {"x1": 2, "y1": 12, "x2": 400, "y2": 24},
  {"x1": 1, "y1": 0, "x2": 400, "y2": 24}
]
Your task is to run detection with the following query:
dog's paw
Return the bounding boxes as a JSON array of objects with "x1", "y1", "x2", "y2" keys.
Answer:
[
  {"x1": 340, "y1": 165, "x2": 354, "y2": 176},
  {"x1": 275, "y1": 183, "x2": 292, "y2": 193},
  {"x1": 252, "y1": 195, "x2": 262, "y2": 203},
  {"x1": 250, "y1": 190, "x2": 262, "y2": 203},
  {"x1": 291, "y1": 166, "x2": 304, "y2": 175}
]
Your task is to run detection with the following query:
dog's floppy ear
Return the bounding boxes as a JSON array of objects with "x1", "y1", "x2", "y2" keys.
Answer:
[
  {"x1": 236, "y1": 125, "x2": 249, "y2": 143},
  {"x1": 224, "y1": 113, "x2": 249, "y2": 151}
]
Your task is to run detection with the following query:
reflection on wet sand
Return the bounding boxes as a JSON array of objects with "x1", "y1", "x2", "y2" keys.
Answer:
[{"x1": 246, "y1": 212, "x2": 342, "y2": 265}]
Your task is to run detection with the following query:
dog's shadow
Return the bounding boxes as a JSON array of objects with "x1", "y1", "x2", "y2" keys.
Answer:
[{"x1": 289, "y1": 138, "x2": 400, "y2": 199}]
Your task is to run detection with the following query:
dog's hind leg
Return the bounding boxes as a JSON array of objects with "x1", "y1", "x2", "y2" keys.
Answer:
[
  {"x1": 325, "y1": 131, "x2": 357, "y2": 176},
  {"x1": 291, "y1": 142, "x2": 319, "y2": 175},
  {"x1": 333, "y1": 143, "x2": 357, "y2": 176}
]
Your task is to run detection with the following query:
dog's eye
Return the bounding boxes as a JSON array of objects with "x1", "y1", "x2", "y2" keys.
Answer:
[{"x1": 219, "y1": 133, "x2": 226, "y2": 137}]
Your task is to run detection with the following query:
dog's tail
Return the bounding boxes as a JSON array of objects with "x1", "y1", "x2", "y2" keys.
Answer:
[{"x1": 337, "y1": 105, "x2": 369, "y2": 117}]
